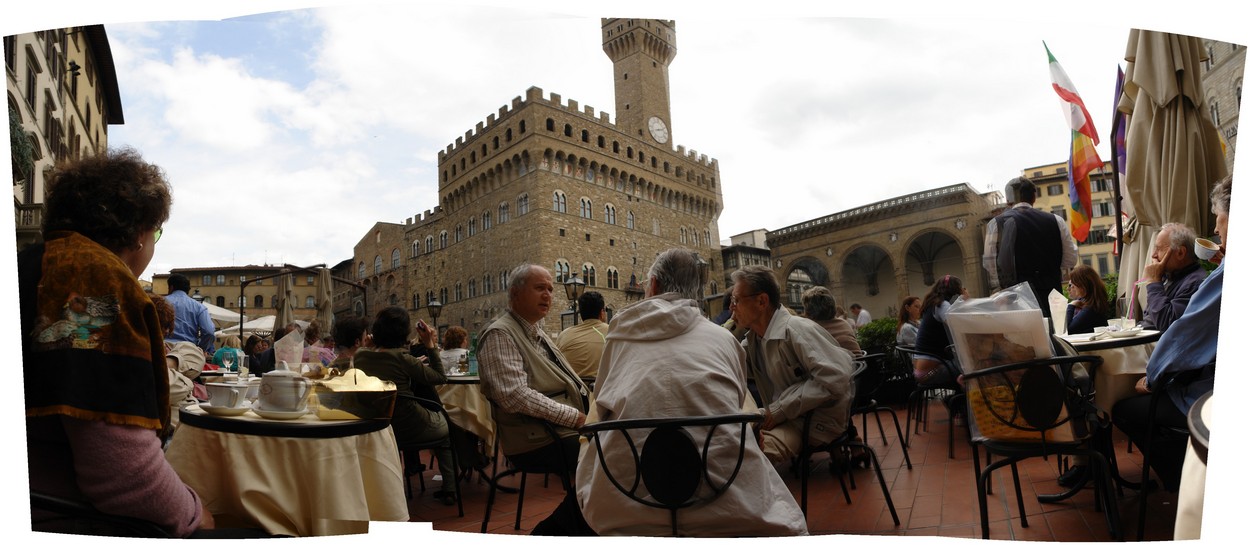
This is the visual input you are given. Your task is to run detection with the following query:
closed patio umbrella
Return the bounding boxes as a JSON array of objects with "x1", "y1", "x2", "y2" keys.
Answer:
[
  {"x1": 275, "y1": 269, "x2": 298, "y2": 333},
  {"x1": 315, "y1": 267, "x2": 335, "y2": 332},
  {"x1": 1115, "y1": 30, "x2": 1228, "y2": 317}
]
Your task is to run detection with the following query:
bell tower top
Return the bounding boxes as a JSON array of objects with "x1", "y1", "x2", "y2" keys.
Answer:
[{"x1": 601, "y1": 19, "x2": 676, "y2": 146}]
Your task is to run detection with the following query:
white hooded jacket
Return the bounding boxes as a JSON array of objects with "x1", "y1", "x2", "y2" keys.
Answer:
[{"x1": 575, "y1": 293, "x2": 807, "y2": 536}]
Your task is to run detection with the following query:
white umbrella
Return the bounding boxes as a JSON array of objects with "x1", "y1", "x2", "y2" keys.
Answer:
[
  {"x1": 315, "y1": 267, "x2": 335, "y2": 332},
  {"x1": 275, "y1": 269, "x2": 297, "y2": 332},
  {"x1": 216, "y1": 315, "x2": 308, "y2": 338},
  {"x1": 201, "y1": 300, "x2": 246, "y2": 324}
]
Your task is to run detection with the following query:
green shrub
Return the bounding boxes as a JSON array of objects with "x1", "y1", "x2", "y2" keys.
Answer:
[{"x1": 857, "y1": 317, "x2": 911, "y2": 378}]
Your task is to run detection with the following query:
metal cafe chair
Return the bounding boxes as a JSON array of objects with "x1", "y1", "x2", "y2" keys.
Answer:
[
  {"x1": 479, "y1": 402, "x2": 573, "y2": 533},
  {"x1": 896, "y1": 345, "x2": 964, "y2": 459},
  {"x1": 850, "y1": 352, "x2": 912, "y2": 470},
  {"x1": 394, "y1": 393, "x2": 464, "y2": 517},
  {"x1": 579, "y1": 413, "x2": 764, "y2": 536}
]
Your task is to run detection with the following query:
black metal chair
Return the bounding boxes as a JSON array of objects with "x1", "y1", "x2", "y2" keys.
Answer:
[
  {"x1": 896, "y1": 345, "x2": 964, "y2": 459},
  {"x1": 850, "y1": 352, "x2": 912, "y2": 471},
  {"x1": 479, "y1": 403, "x2": 574, "y2": 533},
  {"x1": 1132, "y1": 365, "x2": 1213, "y2": 540},
  {"x1": 30, "y1": 491, "x2": 171, "y2": 538},
  {"x1": 579, "y1": 413, "x2": 764, "y2": 536},
  {"x1": 795, "y1": 360, "x2": 901, "y2": 526},
  {"x1": 395, "y1": 393, "x2": 464, "y2": 517},
  {"x1": 963, "y1": 354, "x2": 1121, "y2": 540}
]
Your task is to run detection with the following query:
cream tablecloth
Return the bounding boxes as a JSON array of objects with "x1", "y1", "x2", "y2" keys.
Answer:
[
  {"x1": 437, "y1": 380, "x2": 495, "y2": 454},
  {"x1": 166, "y1": 405, "x2": 409, "y2": 536},
  {"x1": 1058, "y1": 332, "x2": 1158, "y2": 411},
  {"x1": 1175, "y1": 393, "x2": 1212, "y2": 540}
]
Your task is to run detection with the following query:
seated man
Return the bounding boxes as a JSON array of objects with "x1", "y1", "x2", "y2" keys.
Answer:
[
  {"x1": 801, "y1": 286, "x2": 861, "y2": 352},
  {"x1": 478, "y1": 263, "x2": 593, "y2": 536},
  {"x1": 1112, "y1": 177, "x2": 1228, "y2": 490},
  {"x1": 554, "y1": 290, "x2": 608, "y2": 380},
  {"x1": 1140, "y1": 222, "x2": 1208, "y2": 332},
  {"x1": 730, "y1": 265, "x2": 855, "y2": 466},
  {"x1": 577, "y1": 249, "x2": 807, "y2": 536}
]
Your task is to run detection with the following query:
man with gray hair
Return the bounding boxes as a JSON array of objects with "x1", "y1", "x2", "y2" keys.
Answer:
[
  {"x1": 730, "y1": 265, "x2": 855, "y2": 466},
  {"x1": 478, "y1": 263, "x2": 592, "y2": 535},
  {"x1": 801, "y1": 287, "x2": 861, "y2": 352},
  {"x1": 577, "y1": 249, "x2": 807, "y2": 536},
  {"x1": 1140, "y1": 222, "x2": 1208, "y2": 332}
]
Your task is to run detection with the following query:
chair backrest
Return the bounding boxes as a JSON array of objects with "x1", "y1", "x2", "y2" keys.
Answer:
[
  {"x1": 961, "y1": 355, "x2": 1102, "y2": 444},
  {"x1": 580, "y1": 413, "x2": 764, "y2": 535},
  {"x1": 851, "y1": 353, "x2": 886, "y2": 407},
  {"x1": 30, "y1": 491, "x2": 171, "y2": 538}
]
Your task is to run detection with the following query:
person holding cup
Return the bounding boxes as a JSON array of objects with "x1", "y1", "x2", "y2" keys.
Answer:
[{"x1": 1140, "y1": 222, "x2": 1209, "y2": 333}]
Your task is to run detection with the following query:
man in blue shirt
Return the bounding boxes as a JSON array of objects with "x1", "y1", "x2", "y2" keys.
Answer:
[
  {"x1": 165, "y1": 273, "x2": 216, "y2": 354},
  {"x1": 1111, "y1": 176, "x2": 1229, "y2": 491}
]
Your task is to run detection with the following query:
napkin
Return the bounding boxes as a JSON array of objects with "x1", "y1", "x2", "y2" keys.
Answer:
[{"x1": 1048, "y1": 289, "x2": 1068, "y2": 334}]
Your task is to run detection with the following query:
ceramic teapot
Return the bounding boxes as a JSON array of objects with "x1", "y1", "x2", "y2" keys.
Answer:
[{"x1": 257, "y1": 361, "x2": 312, "y2": 412}]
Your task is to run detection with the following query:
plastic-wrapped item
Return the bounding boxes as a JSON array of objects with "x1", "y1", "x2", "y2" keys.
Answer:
[
  {"x1": 947, "y1": 282, "x2": 1074, "y2": 443},
  {"x1": 314, "y1": 369, "x2": 397, "y2": 420}
]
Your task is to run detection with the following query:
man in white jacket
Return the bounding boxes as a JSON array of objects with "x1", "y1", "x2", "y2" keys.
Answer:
[
  {"x1": 576, "y1": 248, "x2": 807, "y2": 537},
  {"x1": 731, "y1": 265, "x2": 856, "y2": 466}
]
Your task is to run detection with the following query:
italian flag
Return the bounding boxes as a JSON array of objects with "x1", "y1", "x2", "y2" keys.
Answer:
[{"x1": 1046, "y1": 42, "x2": 1101, "y2": 243}]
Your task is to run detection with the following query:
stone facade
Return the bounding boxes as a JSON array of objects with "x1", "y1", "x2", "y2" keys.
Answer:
[
  {"x1": 153, "y1": 265, "x2": 334, "y2": 326},
  {"x1": 765, "y1": 184, "x2": 1001, "y2": 322},
  {"x1": 1200, "y1": 38, "x2": 1244, "y2": 176},
  {"x1": 345, "y1": 19, "x2": 724, "y2": 337}
]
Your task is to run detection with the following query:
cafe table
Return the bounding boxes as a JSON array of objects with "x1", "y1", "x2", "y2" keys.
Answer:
[
  {"x1": 1055, "y1": 329, "x2": 1161, "y2": 412},
  {"x1": 165, "y1": 405, "x2": 409, "y2": 536},
  {"x1": 436, "y1": 374, "x2": 495, "y2": 454}
]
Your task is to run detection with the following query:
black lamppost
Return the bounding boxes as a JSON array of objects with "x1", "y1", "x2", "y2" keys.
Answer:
[
  {"x1": 564, "y1": 273, "x2": 586, "y2": 325},
  {"x1": 427, "y1": 298, "x2": 443, "y2": 332}
]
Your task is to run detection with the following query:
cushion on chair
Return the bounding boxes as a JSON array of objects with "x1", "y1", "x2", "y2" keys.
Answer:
[{"x1": 639, "y1": 425, "x2": 701, "y2": 507}]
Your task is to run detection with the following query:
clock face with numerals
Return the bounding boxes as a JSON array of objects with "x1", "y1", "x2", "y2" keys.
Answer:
[{"x1": 647, "y1": 116, "x2": 669, "y2": 144}]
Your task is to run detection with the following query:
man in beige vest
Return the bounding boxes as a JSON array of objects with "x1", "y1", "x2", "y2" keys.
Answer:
[
  {"x1": 478, "y1": 263, "x2": 593, "y2": 535},
  {"x1": 554, "y1": 290, "x2": 608, "y2": 380}
]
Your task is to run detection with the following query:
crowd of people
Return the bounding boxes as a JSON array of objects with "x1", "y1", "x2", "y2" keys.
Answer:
[{"x1": 20, "y1": 148, "x2": 1227, "y2": 538}]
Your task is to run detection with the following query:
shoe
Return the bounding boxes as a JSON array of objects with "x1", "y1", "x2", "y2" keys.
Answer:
[
  {"x1": 1057, "y1": 465, "x2": 1089, "y2": 488},
  {"x1": 433, "y1": 490, "x2": 457, "y2": 506}
]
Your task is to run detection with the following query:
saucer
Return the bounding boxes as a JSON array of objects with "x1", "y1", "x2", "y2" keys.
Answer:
[
  {"x1": 1107, "y1": 328, "x2": 1143, "y2": 338},
  {"x1": 199, "y1": 402, "x2": 250, "y2": 417},
  {"x1": 251, "y1": 406, "x2": 309, "y2": 420}
]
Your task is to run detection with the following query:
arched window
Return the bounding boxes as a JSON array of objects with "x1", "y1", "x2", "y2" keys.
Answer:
[
  {"x1": 271, "y1": 295, "x2": 278, "y2": 308},
  {"x1": 597, "y1": 135, "x2": 605, "y2": 147},
  {"x1": 552, "y1": 191, "x2": 567, "y2": 213},
  {"x1": 413, "y1": 293, "x2": 421, "y2": 309},
  {"x1": 216, "y1": 296, "x2": 225, "y2": 307},
  {"x1": 518, "y1": 193, "x2": 530, "y2": 215},
  {"x1": 455, "y1": 224, "x2": 463, "y2": 242},
  {"x1": 499, "y1": 203, "x2": 509, "y2": 223},
  {"x1": 604, "y1": 204, "x2": 616, "y2": 225},
  {"x1": 389, "y1": 294, "x2": 398, "y2": 306},
  {"x1": 306, "y1": 296, "x2": 316, "y2": 309},
  {"x1": 425, "y1": 235, "x2": 434, "y2": 253},
  {"x1": 482, "y1": 211, "x2": 492, "y2": 230},
  {"x1": 358, "y1": 262, "x2": 366, "y2": 279},
  {"x1": 627, "y1": 211, "x2": 635, "y2": 230},
  {"x1": 391, "y1": 249, "x2": 400, "y2": 269},
  {"x1": 468, "y1": 218, "x2": 477, "y2": 236},
  {"x1": 704, "y1": 229, "x2": 712, "y2": 247},
  {"x1": 519, "y1": 120, "x2": 526, "y2": 133},
  {"x1": 455, "y1": 283, "x2": 463, "y2": 301},
  {"x1": 546, "y1": 118, "x2": 555, "y2": 131},
  {"x1": 583, "y1": 264, "x2": 596, "y2": 287},
  {"x1": 412, "y1": 241, "x2": 420, "y2": 257},
  {"x1": 564, "y1": 124, "x2": 573, "y2": 137},
  {"x1": 254, "y1": 295, "x2": 264, "y2": 308},
  {"x1": 469, "y1": 279, "x2": 477, "y2": 298},
  {"x1": 373, "y1": 255, "x2": 382, "y2": 275},
  {"x1": 554, "y1": 260, "x2": 570, "y2": 283},
  {"x1": 680, "y1": 227, "x2": 688, "y2": 244},
  {"x1": 506, "y1": 128, "x2": 513, "y2": 141},
  {"x1": 439, "y1": 231, "x2": 448, "y2": 249},
  {"x1": 579, "y1": 197, "x2": 592, "y2": 219},
  {"x1": 440, "y1": 288, "x2": 448, "y2": 304},
  {"x1": 580, "y1": 129, "x2": 589, "y2": 142}
]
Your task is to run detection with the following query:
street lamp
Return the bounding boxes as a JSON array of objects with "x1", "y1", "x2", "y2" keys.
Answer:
[
  {"x1": 191, "y1": 288, "x2": 205, "y2": 304},
  {"x1": 427, "y1": 298, "x2": 443, "y2": 333},
  {"x1": 564, "y1": 272, "x2": 586, "y2": 325}
]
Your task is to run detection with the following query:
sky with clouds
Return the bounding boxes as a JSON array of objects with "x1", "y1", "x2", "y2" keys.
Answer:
[
  {"x1": 6, "y1": 1, "x2": 1245, "y2": 283},
  {"x1": 4, "y1": 1, "x2": 1248, "y2": 540}
]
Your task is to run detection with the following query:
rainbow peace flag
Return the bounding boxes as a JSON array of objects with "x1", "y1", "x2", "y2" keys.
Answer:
[{"x1": 1046, "y1": 42, "x2": 1101, "y2": 243}]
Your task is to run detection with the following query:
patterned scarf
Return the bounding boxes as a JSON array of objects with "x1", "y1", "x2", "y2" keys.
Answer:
[{"x1": 21, "y1": 231, "x2": 171, "y2": 434}]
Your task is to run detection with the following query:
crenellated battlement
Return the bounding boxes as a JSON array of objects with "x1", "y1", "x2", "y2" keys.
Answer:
[
  {"x1": 402, "y1": 206, "x2": 445, "y2": 229},
  {"x1": 437, "y1": 86, "x2": 716, "y2": 168}
]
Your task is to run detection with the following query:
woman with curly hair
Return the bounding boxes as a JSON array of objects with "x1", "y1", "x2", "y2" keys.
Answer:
[{"x1": 18, "y1": 148, "x2": 214, "y2": 536}]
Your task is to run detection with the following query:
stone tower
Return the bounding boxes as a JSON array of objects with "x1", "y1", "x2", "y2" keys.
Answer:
[{"x1": 602, "y1": 19, "x2": 677, "y2": 147}]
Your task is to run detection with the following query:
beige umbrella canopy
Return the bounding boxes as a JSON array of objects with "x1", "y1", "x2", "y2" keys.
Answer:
[
  {"x1": 315, "y1": 267, "x2": 335, "y2": 332},
  {"x1": 1115, "y1": 29, "x2": 1228, "y2": 316},
  {"x1": 274, "y1": 269, "x2": 298, "y2": 333}
]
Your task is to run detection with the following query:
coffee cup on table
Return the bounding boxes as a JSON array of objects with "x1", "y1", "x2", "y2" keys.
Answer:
[
  {"x1": 1195, "y1": 238, "x2": 1220, "y2": 261},
  {"x1": 205, "y1": 382, "x2": 249, "y2": 409}
]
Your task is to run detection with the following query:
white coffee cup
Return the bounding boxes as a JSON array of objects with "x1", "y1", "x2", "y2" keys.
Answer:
[
  {"x1": 1195, "y1": 238, "x2": 1219, "y2": 260},
  {"x1": 205, "y1": 382, "x2": 249, "y2": 409}
]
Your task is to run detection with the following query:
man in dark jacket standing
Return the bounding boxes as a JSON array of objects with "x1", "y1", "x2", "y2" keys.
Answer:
[{"x1": 982, "y1": 176, "x2": 1079, "y2": 325}]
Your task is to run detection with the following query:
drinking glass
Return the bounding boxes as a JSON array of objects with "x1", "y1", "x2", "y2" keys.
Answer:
[{"x1": 221, "y1": 350, "x2": 237, "y2": 373}]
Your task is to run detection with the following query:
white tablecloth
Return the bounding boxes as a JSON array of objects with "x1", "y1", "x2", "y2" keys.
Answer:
[
  {"x1": 165, "y1": 406, "x2": 409, "y2": 536},
  {"x1": 436, "y1": 382, "x2": 495, "y2": 454},
  {"x1": 1058, "y1": 333, "x2": 1157, "y2": 411},
  {"x1": 1175, "y1": 393, "x2": 1212, "y2": 540}
]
